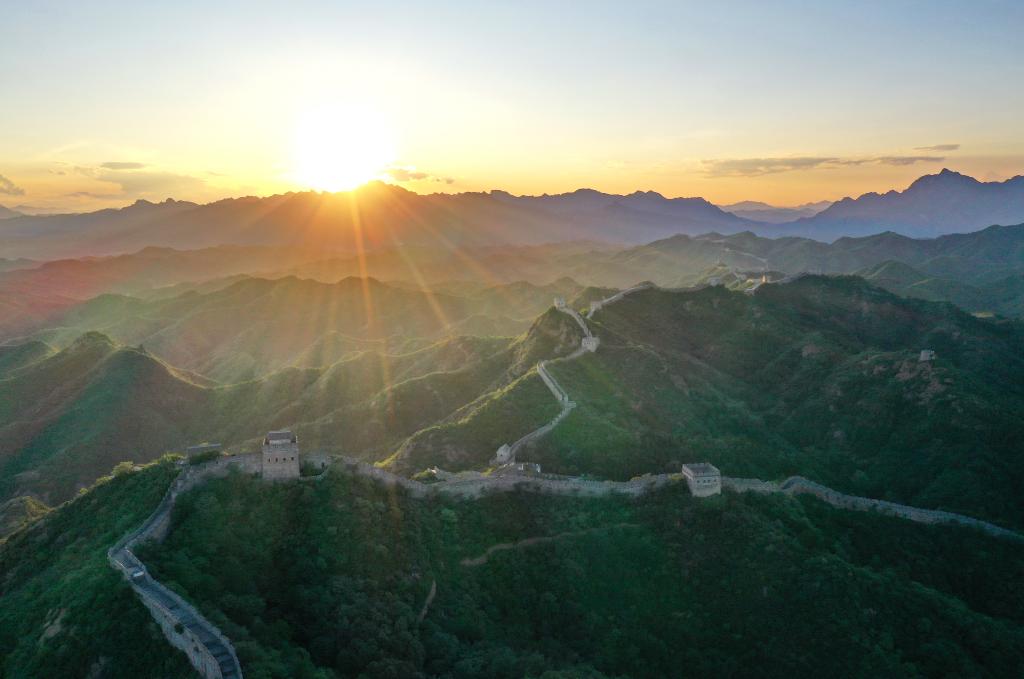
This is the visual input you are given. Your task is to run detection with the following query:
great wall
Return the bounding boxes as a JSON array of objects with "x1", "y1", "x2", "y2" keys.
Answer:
[
  {"x1": 107, "y1": 461, "x2": 248, "y2": 679},
  {"x1": 110, "y1": 450, "x2": 1022, "y2": 678},
  {"x1": 494, "y1": 284, "x2": 651, "y2": 465},
  {"x1": 107, "y1": 278, "x2": 1022, "y2": 678}
]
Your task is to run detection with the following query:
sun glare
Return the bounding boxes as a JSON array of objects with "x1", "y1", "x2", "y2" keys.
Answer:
[{"x1": 292, "y1": 104, "x2": 397, "y2": 191}]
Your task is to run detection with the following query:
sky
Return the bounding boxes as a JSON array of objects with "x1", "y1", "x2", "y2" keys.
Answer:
[{"x1": 1, "y1": 0, "x2": 1023, "y2": 213}]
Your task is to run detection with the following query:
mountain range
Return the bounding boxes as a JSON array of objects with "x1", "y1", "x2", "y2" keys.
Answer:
[
  {"x1": 5, "y1": 221, "x2": 1024, "y2": 349},
  {"x1": 784, "y1": 169, "x2": 1024, "y2": 238},
  {"x1": 3, "y1": 274, "x2": 1022, "y2": 533},
  {"x1": 718, "y1": 199, "x2": 831, "y2": 223},
  {"x1": 4, "y1": 170, "x2": 1024, "y2": 261}
]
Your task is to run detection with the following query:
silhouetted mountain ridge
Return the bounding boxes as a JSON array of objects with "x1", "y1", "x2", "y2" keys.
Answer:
[{"x1": 787, "y1": 169, "x2": 1024, "y2": 238}]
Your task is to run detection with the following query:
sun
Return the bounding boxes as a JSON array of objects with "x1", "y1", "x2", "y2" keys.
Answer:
[{"x1": 291, "y1": 104, "x2": 397, "y2": 191}]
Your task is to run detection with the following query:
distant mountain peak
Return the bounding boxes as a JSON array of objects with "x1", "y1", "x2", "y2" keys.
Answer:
[
  {"x1": 908, "y1": 167, "x2": 979, "y2": 190},
  {"x1": 792, "y1": 169, "x2": 1024, "y2": 238}
]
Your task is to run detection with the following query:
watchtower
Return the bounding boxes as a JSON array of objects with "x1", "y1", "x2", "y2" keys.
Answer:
[
  {"x1": 262, "y1": 430, "x2": 300, "y2": 480},
  {"x1": 681, "y1": 462, "x2": 721, "y2": 497}
]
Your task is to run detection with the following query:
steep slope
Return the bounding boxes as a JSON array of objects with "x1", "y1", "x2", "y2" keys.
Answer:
[
  {"x1": 0, "y1": 333, "x2": 209, "y2": 504},
  {"x1": 386, "y1": 309, "x2": 584, "y2": 472},
  {"x1": 0, "y1": 460, "x2": 194, "y2": 678}
]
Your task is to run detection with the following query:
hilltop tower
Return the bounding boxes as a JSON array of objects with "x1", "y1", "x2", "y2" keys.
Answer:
[
  {"x1": 262, "y1": 430, "x2": 300, "y2": 480},
  {"x1": 681, "y1": 462, "x2": 721, "y2": 497}
]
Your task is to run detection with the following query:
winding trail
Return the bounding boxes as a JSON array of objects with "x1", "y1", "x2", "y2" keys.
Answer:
[
  {"x1": 416, "y1": 579, "x2": 437, "y2": 624},
  {"x1": 460, "y1": 523, "x2": 640, "y2": 567}
]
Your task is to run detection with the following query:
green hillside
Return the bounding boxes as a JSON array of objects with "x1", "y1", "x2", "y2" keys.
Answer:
[
  {"x1": 16, "y1": 464, "x2": 1019, "y2": 678},
  {"x1": 0, "y1": 459, "x2": 194, "y2": 678},
  {"x1": 0, "y1": 333, "x2": 514, "y2": 510},
  {"x1": 415, "y1": 277, "x2": 1024, "y2": 528}
]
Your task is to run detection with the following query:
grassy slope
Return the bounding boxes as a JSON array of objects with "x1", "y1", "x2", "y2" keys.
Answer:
[
  {"x1": 133, "y1": 469, "x2": 1024, "y2": 678},
  {"x1": 0, "y1": 459, "x2": 194, "y2": 679}
]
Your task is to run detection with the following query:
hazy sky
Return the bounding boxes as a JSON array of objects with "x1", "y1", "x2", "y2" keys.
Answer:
[{"x1": 2, "y1": 0, "x2": 1023, "y2": 212}]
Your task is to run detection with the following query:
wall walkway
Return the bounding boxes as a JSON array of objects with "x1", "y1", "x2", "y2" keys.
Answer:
[
  {"x1": 497, "y1": 283, "x2": 653, "y2": 464},
  {"x1": 107, "y1": 458, "x2": 261, "y2": 678}
]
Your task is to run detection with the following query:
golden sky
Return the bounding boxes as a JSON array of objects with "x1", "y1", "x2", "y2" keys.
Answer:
[{"x1": 2, "y1": 2, "x2": 1022, "y2": 214}]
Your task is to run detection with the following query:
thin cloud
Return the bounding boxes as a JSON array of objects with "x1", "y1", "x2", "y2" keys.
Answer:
[
  {"x1": 914, "y1": 143, "x2": 960, "y2": 152},
  {"x1": 96, "y1": 169, "x2": 206, "y2": 196},
  {"x1": 386, "y1": 167, "x2": 454, "y2": 185},
  {"x1": 703, "y1": 155, "x2": 944, "y2": 177},
  {"x1": 100, "y1": 161, "x2": 148, "y2": 170},
  {"x1": 69, "y1": 163, "x2": 206, "y2": 197},
  {"x1": 64, "y1": 191, "x2": 122, "y2": 199},
  {"x1": 703, "y1": 157, "x2": 845, "y2": 177},
  {"x1": 875, "y1": 155, "x2": 945, "y2": 166},
  {"x1": 0, "y1": 174, "x2": 25, "y2": 196}
]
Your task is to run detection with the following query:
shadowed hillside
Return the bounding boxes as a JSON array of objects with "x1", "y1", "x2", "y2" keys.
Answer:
[{"x1": 7, "y1": 460, "x2": 1023, "y2": 677}]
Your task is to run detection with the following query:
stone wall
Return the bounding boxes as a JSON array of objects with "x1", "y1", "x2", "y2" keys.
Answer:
[
  {"x1": 106, "y1": 455, "x2": 264, "y2": 679},
  {"x1": 778, "y1": 476, "x2": 1023, "y2": 541},
  {"x1": 494, "y1": 284, "x2": 656, "y2": 466},
  {"x1": 721, "y1": 477, "x2": 780, "y2": 494},
  {"x1": 586, "y1": 282, "x2": 653, "y2": 318}
]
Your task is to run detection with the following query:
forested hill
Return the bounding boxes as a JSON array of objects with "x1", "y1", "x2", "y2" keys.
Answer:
[
  {"x1": 399, "y1": 276, "x2": 1024, "y2": 528},
  {"x1": 3, "y1": 460, "x2": 1024, "y2": 677}
]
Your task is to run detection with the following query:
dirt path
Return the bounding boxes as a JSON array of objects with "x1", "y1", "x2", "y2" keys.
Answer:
[{"x1": 460, "y1": 522, "x2": 640, "y2": 567}]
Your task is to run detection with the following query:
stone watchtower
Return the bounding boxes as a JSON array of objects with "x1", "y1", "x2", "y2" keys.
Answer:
[
  {"x1": 681, "y1": 462, "x2": 721, "y2": 497},
  {"x1": 262, "y1": 430, "x2": 300, "y2": 480}
]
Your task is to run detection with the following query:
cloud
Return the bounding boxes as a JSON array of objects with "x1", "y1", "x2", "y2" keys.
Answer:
[
  {"x1": 65, "y1": 163, "x2": 208, "y2": 200},
  {"x1": 100, "y1": 161, "x2": 148, "y2": 170},
  {"x1": 702, "y1": 157, "x2": 845, "y2": 177},
  {"x1": 702, "y1": 155, "x2": 944, "y2": 177},
  {"x1": 385, "y1": 167, "x2": 455, "y2": 185},
  {"x1": 914, "y1": 144, "x2": 960, "y2": 152},
  {"x1": 875, "y1": 155, "x2": 946, "y2": 166},
  {"x1": 95, "y1": 169, "x2": 206, "y2": 196},
  {"x1": 0, "y1": 174, "x2": 25, "y2": 196},
  {"x1": 63, "y1": 191, "x2": 123, "y2": 200}
]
